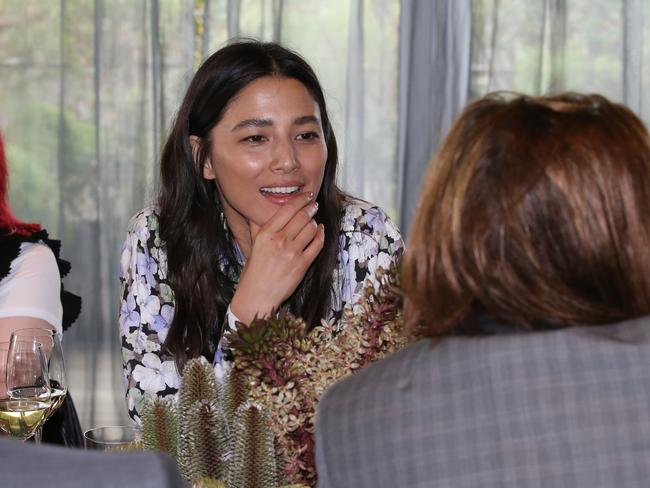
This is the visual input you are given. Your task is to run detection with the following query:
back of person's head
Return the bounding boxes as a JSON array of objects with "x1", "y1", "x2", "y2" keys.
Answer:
[{"x1": 403, "y1": 92, "x2": 650, "y2": 336}]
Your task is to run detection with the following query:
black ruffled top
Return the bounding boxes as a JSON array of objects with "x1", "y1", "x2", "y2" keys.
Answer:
[{"x1": 0, "y1": 228, "x2": 81, "y2": 331}]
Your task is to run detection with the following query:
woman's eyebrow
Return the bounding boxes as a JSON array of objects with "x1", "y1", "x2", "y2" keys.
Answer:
[
  {"x1": 231, "y1": 115, "x2": 320, "y2": 131},
  {"x1": 231, "y1": 118, "x2": 273, "y2": 131},
  {"x1": 294, "y1": 115, "x2": 320, "y2": 126}
]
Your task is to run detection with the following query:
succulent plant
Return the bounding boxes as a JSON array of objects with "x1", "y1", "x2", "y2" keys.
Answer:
[{"x1": 223, "y1": 261, "x2": 407, "y2": 485}]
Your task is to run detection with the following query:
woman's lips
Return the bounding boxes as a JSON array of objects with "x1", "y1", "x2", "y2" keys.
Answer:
[{"x1": 259, "y1": 185, "x2": 303, "y2": 205}]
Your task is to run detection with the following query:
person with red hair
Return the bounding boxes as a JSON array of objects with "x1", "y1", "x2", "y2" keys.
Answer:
[
  {"x1": 0, "y1": 137, "x2": 40, "y2": 236},
  {"x1": 0, "y1": 131, "x2": 82, "y2": 445},
  {"x1": 0, "y1": 132, "x2": 79, "y2": 340}
]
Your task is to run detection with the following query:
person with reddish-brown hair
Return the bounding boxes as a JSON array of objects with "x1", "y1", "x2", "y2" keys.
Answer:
[
  {"x1": 403, "y1": 92, "x2": 650, "y2": 333},
  {"x1": 0, "y1": 132, "x2": 80, "y2": 341},
  {"x1": 0, "y1": 139, "x2": 41, "y2": 237},
  {"x1": 316, "y1": 93, "x2": 650, "y2": 487}
]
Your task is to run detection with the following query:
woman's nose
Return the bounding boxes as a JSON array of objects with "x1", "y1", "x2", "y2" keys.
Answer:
[{"x1": 270, "y1": 139, "x2": 299, "y2": 173}]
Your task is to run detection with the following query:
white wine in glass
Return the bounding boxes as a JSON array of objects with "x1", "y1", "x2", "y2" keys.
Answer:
[
  {"x1": 11, "y1": 329, "x2": 67, "y2": 421},
  {"x1": 47, "y1": 379, "x2": 66, "y2": 416},
  {"x1": 4, "y1": 337, "x2": 52, "y2": 441},
  {"x1": 0, "y1": 398, "x2": 51, "y2": 440}
]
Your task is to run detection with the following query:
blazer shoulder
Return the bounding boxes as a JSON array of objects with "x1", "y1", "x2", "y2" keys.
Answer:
[{"x1": 319, "y1": 340, "x2": 432, "y2": 413}]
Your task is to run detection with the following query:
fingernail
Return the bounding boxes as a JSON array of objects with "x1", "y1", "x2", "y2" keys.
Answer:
[{"x1": 308, "y1": 202, "x2": 319, "y2": 217}]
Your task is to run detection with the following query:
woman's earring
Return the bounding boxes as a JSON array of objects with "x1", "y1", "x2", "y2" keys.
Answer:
[{"x1": 218, "y1": 206, "x2": 227, "y2": 231}]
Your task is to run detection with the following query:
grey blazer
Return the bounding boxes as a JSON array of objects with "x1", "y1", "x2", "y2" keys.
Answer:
[
  {"x1": 0, "y1": 437, "x2": 186, "y2": 487},
  {"x1": 315, "y1": 316, "x2": 650, "y2": 487}
]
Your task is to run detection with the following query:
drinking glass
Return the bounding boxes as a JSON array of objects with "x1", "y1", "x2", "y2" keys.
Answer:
[
  {"x1": 10, "y1": 328, "x2": 67, "y2": 443},
  {"x1": 83, "y1": 426, "x2": 139, "y2": 450},
  {"x1": 2, "y1": 337, "x2": 51, "y2": 441}
]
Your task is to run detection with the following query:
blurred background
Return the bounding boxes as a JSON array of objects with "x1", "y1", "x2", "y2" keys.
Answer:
[{"x1": 0, "y1": 0, "x2": 648, "y2": 430}]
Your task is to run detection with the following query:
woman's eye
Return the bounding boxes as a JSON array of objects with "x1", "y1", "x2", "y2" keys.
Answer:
[
  {"x1": 296, "y1": 132, "x2": 319, "y2": 141},
  {"x1": 243, "y1": 135, "x2": 266, "y2": 143}
]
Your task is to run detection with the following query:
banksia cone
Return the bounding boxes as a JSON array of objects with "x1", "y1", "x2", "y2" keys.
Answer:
[
  {"x1": 141, "y1": 397, "x2": 177, "y2": 457},
  {"x1": 222, "y1": 367, "x2": 250, "y2": 427},
  {"x1": 191, "y1": 477, "x2": 226, "y2": 488},
  {"x1": 181, "y1": 399, "x2": 229, "y2": 483},
  {"x1": 227, "y1": 403, "x2": 278, "y2": 488},
  {"x1": 178, "y1": 357, "x2": 222, "y2": 411},
  {"x1": 177, "y1": 357, "x2": 223, "y2": 482}
]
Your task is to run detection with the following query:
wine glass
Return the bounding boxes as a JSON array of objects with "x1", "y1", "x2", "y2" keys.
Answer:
[
  {"x1": 11, "y1": 328, "x2": 68, "y2": 442},
  {"x1": 11, "y1": 330, "x2": 67, "y2": 413},
  {"x1": 1, "y1": 337, "x2": 51, "y2": 441}
]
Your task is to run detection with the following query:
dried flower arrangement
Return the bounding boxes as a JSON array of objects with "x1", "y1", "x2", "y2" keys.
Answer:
[
  {"x1": 141, "y1": 359, "x2": 284, "y2": 487},
  {"x1": 140, "y1": 262, "x2": 408, "y2": 487},
  {"x1": 225, "y1": 263, "x2": 407, "y2": 485}
]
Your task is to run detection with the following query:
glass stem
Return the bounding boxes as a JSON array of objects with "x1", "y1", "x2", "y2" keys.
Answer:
[{"x1": 33, "y1": 426, "x2": 43, "y2": 444}]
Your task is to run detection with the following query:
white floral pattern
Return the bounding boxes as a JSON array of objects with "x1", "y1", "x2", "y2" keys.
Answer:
[{"x1": 119, "y1": 197, "x2": 403, "y2": 424}]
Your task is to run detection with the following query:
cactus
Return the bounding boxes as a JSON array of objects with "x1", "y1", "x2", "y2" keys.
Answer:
[
  {"x1": 141, "y1": 397, "x2": 177, "y2": 457},
  {"x1": 227, "y1": 403, "x2": 278, "y2": 488}
]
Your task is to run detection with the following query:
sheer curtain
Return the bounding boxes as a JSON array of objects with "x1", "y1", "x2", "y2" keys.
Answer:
[
  {"x1": 1, "y1": 0, "x2": 648, "y2": 430},
  {"x1": 398, "y1": 0, "x2": 650, "y2": 233},
  {"x1": 471, "y1": 0, "x2": 648, "y2": 119},
  {"x1": 0, "y1": 0, "x2": 399, "y2": 429},
  {"x1": 397, "y1": 0, "x2": 472, "y2": 233}
]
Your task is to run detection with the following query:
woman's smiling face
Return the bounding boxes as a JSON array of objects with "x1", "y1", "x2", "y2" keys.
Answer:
[{"x1": 200, "y1": 76, "x2": 328, "y2": 234}]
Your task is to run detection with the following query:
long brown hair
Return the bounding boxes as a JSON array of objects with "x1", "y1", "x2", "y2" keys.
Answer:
[
  {"x1": 159, "y1": 41, "x2": 343, "y2": 371},
  {"x1": 403, "y1": 93, "x2": 650, "y2": 336}
]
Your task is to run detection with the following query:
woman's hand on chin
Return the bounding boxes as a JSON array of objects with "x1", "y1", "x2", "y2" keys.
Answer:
[{"x1": 230, "y1": 192, "x2": 325, "y2": 324}]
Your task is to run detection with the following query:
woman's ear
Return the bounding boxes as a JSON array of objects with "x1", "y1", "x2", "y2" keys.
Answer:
[{"x1": 189, "y1": 135, "x2": 216, "y2": 180}]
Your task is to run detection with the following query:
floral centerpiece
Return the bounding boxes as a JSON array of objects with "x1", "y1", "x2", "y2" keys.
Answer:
[{"x1": 141, "y1": 263, "x2": 408, "y2": 487}]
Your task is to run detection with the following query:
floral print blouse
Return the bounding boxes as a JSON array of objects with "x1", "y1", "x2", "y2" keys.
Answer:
[{"x1": 119, "y1": 197, "x2": 404, "y2": 424}]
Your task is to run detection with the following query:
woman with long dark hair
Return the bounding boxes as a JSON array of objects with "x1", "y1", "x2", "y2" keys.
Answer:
[{"x1": 119, "y1": 41, "x2": 403, "y2": 424}]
